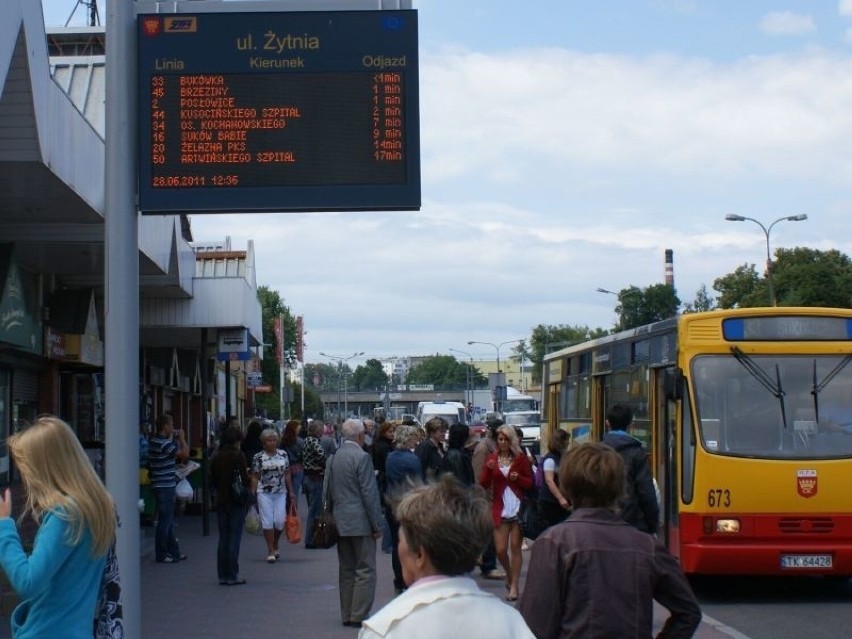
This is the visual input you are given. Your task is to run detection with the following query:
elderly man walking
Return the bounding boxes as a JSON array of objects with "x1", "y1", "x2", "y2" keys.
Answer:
[{"x1": 323, "y1": 418, "x2": 384, "y2": 628}]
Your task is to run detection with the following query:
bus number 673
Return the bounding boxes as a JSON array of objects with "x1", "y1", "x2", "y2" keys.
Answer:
[{"x1": 708, "y1": 488, "x2": 731, "y2": 508}]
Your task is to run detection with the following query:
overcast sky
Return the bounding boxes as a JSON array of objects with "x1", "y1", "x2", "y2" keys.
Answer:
[{"x1": 42, "y1": 1, "x2": 852, "y2": 366}]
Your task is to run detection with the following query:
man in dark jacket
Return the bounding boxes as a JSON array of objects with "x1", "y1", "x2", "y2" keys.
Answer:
[
  {"x1": 602, "y1": 404, "x2": 659, "y2": 534},
  {"x1": 519, "y1": 443, "x2": 700, "y2": 638}
]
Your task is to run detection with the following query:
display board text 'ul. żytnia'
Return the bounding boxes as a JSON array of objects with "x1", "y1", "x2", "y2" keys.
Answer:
[{"x1": 137, "y1": 11, "x2": 420, "y2": 214}]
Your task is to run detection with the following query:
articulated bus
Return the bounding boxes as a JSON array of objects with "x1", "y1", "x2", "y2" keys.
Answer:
[{"x1": 541, "y1": 307, "x2": 852, "y2": 576}]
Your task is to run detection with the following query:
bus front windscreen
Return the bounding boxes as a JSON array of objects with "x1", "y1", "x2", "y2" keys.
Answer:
[{"x1": 692, "y1": 354, "x2": 852, "y2": 459}]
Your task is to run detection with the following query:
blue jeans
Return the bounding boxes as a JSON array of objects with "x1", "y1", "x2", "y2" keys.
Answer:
[
  {"x1": 217, "y1": 504, "x2": 247, "y2": 582},
  {"x1": 387, "y1": 505, "x2": 405, "y2": 591},
  {"x1": 303, "y1": 473, "x2": 324, "y2": 546},
  {"x1": 380, "y1": 512, "x2": 392, "y2": 553},
  {"x1": 153, "y1": 486, "x2": 181, "y2": 561},
  {"x1": 290, "y1": 467, "x2": 304, "y2": 509}
]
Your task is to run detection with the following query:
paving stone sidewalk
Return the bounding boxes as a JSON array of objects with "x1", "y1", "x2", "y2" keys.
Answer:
[{"x1": 0, "y1": 499, "x2": 734, "y2": 638}]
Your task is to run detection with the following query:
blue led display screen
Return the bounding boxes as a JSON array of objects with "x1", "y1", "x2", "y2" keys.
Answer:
[
  {"x1": 723, "y1": 316, "x2": 852, "y2": 341},
  {"x1": 137, "y1": 11, "x2": 420, "y2": 213}
]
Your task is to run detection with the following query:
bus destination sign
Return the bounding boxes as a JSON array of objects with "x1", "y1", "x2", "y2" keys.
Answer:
[{"x1": 137, "y1": 11, "x2": 420, "y2": 214}]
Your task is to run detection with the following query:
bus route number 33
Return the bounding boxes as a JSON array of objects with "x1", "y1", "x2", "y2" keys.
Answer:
[{"x1": 707, "y1": 488, "x2": 731, "y2": 508}]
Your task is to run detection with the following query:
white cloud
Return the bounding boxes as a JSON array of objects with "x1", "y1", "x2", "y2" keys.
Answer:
[
  {"x1": 421, "y1": 46, "x2": 852, "y2": 184},
  {"x1": 192, "y1": 43, "x2": 852, "y2": 360},
  {"x1": 759, "y1": 11, "x2": 816, "y2": 36},
  {"x1": 841, "y1": 0, "x2": 852, "y2": 18}
]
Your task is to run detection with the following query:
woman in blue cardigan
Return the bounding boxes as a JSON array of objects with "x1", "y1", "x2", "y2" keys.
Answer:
[{"x1": 0, "y1": 416, "x2": 117, "y2": 638}]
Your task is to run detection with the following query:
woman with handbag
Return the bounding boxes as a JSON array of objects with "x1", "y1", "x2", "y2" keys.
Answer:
[
  {"x1": 210, "y1": 426, "x2": 250, "y2": 585},
  {"x1": 479, "y1": 425, "x2": 533, "y2": 602},
  {"x1": 251, "y1": 428, "x2": 294, "y2": 563},
  {"x1": 538, "y1": 428, "x2": 572, "y2": 529}
]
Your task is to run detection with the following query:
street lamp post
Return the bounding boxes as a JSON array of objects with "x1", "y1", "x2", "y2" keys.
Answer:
[
  {"x1": 596, "y1": 287, "x2": 644, "y2": 329},
  {"x1": 449, "y1": 347, "x2": 475, "y2": 407},
  {"x1": 725, "y1": 214, "x2": 808, "y2": 306},
  {"x1": 467, "y1": 339, "x2": 522, "y2": 373},
  {"x1": 319, "y1": 351, "x2": 364, "y2": 419}
]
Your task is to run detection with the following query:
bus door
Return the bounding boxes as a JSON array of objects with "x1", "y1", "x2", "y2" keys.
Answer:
[
  {"x1": 546, "y1": 383, "x2": 560, "y2": 438},
  {"x1": 593, "y1": 375, "x2": 610, "y2": 438},
  {"x1": 653, "y1": 366, "x2": 679, "y2": 552}
]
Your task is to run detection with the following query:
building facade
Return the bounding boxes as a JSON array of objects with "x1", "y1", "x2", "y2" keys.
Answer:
[{"x1": 0, "y1": 4, "x2": 263, "y2": 482}]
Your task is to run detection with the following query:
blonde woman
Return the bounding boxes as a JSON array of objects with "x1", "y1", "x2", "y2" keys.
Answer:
[
  {"x1": 0, "y1": 416, "x2": 116, "y2": 638},
  {"x1": 250, "y1": 428, "x2": 294, "y2": 563},
  {"x1": 479, "y1": 424, "x2": 533, "y2": 602}
]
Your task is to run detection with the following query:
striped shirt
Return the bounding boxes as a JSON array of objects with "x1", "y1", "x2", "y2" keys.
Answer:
[{"x1": 148, "y1": 435, "x2": 178, "y2": 489}]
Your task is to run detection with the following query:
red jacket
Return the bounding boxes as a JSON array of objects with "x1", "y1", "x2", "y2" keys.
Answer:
[{"x1": 479, "y1": 451, "x2": 534, "y2": 527}]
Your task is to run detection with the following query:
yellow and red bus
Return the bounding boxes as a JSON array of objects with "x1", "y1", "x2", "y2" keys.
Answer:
[{"x1": 541, "y1": 306, "x2": 852, "y2": 576}]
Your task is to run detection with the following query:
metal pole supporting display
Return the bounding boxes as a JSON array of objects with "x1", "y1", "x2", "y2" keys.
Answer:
[{"x1": 105, "y1": 0, "x2": 139, "y2": 636}]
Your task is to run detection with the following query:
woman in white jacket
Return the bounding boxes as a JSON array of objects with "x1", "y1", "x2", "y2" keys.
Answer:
[{"x1": 359, "y1": 475, "x2": 534, "y2": 639}]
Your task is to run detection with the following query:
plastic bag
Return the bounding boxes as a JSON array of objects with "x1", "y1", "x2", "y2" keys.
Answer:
[
  {"x1": 245, "y1": 506, "x2": 261, "y2": 535},
  {"x1": 285, "y1": 504, "x2": 301, "y2": 544},
  {"x1": 175, "y1": 478, "x2": 193, "y2": 501}
]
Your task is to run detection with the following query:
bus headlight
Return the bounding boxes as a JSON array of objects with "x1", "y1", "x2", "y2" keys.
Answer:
[{"x1": 716, "y1": 519, "x2": 741, "y2": 534}]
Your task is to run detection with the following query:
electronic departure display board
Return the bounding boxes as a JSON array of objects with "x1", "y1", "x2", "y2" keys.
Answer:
[{"x1": 137, "y1": 11, "x2": 420, "y2": 213}]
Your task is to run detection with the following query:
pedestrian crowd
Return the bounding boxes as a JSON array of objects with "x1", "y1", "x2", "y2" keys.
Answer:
[{"x1": 0, "y1": 404, "x2": 702, "y2": 638}]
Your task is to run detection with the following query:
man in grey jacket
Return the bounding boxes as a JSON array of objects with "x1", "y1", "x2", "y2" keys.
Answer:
[{"x1": 323, "y1": 419, "x2": 384, "y2": 628}]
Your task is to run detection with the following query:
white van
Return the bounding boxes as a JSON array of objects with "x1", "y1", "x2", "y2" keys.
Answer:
[{"x1": 416, "y1": 401, "x2": 467, "y2": 427}]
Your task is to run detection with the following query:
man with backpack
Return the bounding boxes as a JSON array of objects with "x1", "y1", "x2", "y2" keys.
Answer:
[{"x1": 602, "y1": 404, "x2": 659, "y2": 534}]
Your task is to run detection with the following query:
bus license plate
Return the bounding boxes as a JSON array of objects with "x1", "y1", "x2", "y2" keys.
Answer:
[{"x1": 780, "y1": 554, "x2": 832, "y2": 569}]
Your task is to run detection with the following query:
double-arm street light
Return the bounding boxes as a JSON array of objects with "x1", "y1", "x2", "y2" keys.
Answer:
[
  {"x1": 319, "y1": 351, "x2": 364, "y2": 419},
  {"x1": 725, "y1": 213, "x2": 808, "y2": 307},
  {"x1": 467, "y1": 339, "x2": 522, "y2": 373}
]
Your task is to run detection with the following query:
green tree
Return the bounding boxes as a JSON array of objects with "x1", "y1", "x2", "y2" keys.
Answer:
[
  {"x1": 406, "y1": 354, "x2": 484, "y2": 389},
  {"x1": 682, "y1": 284, "x2": 717, "y2": 314},
  {"x1": 616, "y1": 284, "x2": 680, "y2": 330},
  {"x1": 254, "y1": 286, "x2": 298, "y2": 419},
  {"x1": 773, "y1": 248, "x2": 852, "y2": 307},
  {"x1": 526, "y1": 324, "x2": 608, "y2": 383},
  {"x1": 304, "y1": 362, "x2": 340, "y2": 392},
  {"x1": 351, "y1": 358, "x2": 389, "y2": 391},
  {"x1": 714, "y1": 249, "x2": 852, "y2": 309},
  {"x1": 289, "y1": 381, "x2": 324, "y2": 420},
  {"x1": 713, "y1": 263, "x2": 764, "y2": 308}
]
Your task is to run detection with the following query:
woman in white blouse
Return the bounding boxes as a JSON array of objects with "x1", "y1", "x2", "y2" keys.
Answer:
[{"x1": 251, "y1": 428, "x2": 294, "y2": 563}]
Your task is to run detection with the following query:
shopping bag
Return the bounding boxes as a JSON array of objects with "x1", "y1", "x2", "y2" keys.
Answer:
[
  {"x1": 285, "y1": 504, "x2": 301, "y2": 544},
  {"x1": 310, "y1": 508, "x2": 339, "y2": 549},
  {"x1": 175, "y1": 478, "x2": 193, "y2": 501},
  {"x1": 245, "y1": 506, "x2": 262, "y2": 535}
]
